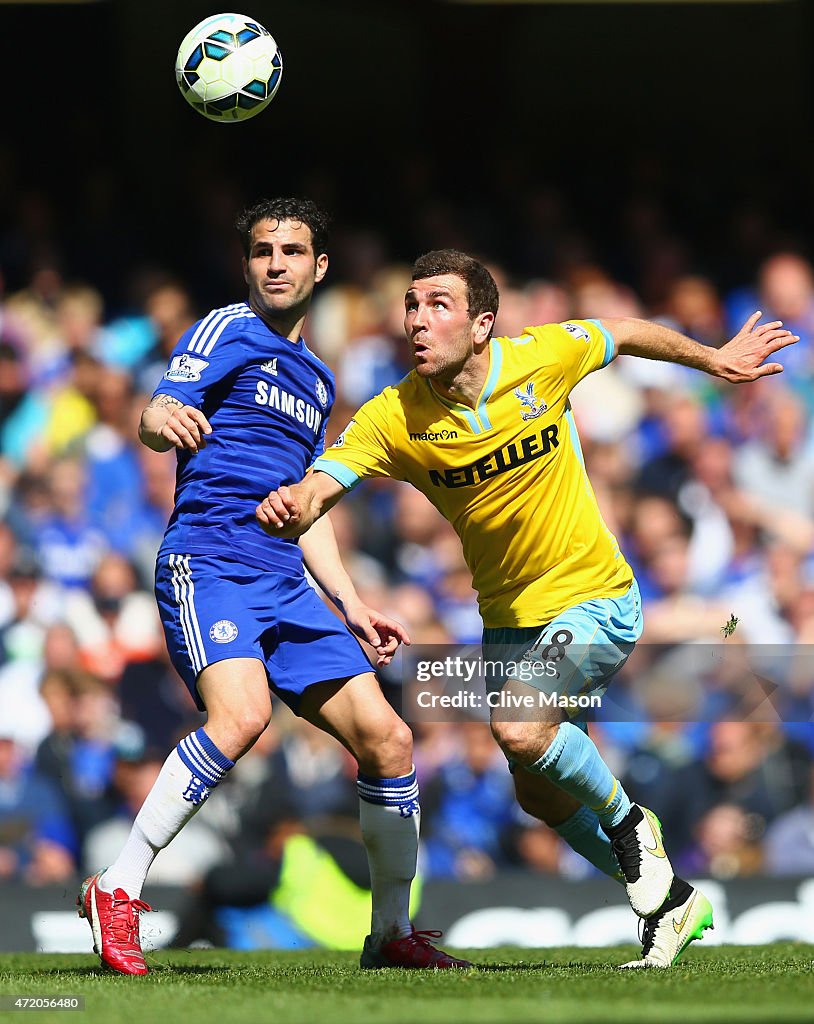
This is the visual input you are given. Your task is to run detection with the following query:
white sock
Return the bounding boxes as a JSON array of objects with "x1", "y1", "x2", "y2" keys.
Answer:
[
  {"x1": 357, "y1": 767, "x2": 420, "y2": 946},
  {"x1": 100, "y1": 728, "x2": 234, "y2": 899}
]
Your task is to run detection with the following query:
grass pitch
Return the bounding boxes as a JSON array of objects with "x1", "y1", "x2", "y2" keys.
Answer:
[{"x1": 1, "y1": 946, "x2": 812, "y2": 1024}]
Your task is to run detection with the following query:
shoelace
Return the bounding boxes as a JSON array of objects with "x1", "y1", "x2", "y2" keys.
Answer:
[
  {"x1": 105, "y1": 895, "x2": 152, "y2": 948},
  {"x1": 409, "y1": 929, "x2": 444, "y2": 947},
  {"x1": 611, "y1": 831, "x2": 642, "y2": 882},
  {"x1": 637, "y1": 915, "x2": 658, "y2": 958}
]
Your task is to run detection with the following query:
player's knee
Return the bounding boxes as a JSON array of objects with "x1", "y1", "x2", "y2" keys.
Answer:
[
  {"x1": 387, "y1": 718, "x2": 414, "y2": 762},
  {"x1": 491, "y1": 719, "x2": 534, "y2": 763},
  {"x1": 208, "y1": 707, "x2": 271, "y2": 756},
  {"x1": 240, "y1": 709, "x2": 272, "y2": 745},
  {"x1": 355, "y1": 716, "x2": 413, "y2": 775},
  {"x1": 491, "y1": 718, "x2": 557, "y2": 766},
  {"x1": 377, "y1": 716, "x2": 413, "y2": 763}
]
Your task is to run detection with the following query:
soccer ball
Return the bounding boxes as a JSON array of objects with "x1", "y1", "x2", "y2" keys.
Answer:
[{"x1": 175, "y1": 13, "x2": 283, "y2": 122}]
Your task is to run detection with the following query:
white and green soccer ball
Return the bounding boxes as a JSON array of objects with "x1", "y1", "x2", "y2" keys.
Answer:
[{"x1": 175, "y1": 13, "x2": 283, "y2": 122}]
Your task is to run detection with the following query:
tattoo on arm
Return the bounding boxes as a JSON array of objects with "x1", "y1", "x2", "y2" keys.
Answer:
[{"x1": 148, "y1": 394, "x2": 184, "y2": 410}]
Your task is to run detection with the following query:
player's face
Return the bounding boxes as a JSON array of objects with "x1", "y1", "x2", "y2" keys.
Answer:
[
  {"x1": 243, "y1": 218, "x2": 328, "y2": 321},
  {"x1": 404, "y1": 274, "x2": 488, "y2": 379}
]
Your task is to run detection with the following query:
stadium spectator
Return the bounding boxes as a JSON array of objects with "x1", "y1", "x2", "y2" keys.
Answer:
[
  {"x1": 636, "y1": 392, "x2": 711, "y2": 502},
  {"x1": 665, "y1": 722, "x2": 810, "y2": 874},
  {"x1": 733, "y1": 388, "x2": 814, "y2": 518},
  {"x1": 763, "y1": 764, "x2": 814, "y2": 875},
  {"x1": 333, "y1": 266, "x2": 413, "y2": 407},
  {"x1": 678, "y1": 436, "x2": 738, "y2": 594},
  {"x1": 0, "y1": 340, "x2": 48, "y2": 471},
  {"x1": 621, "y1": 720, "x2": 700, "y2": 855},
  {"x1": 682, "y1": 803, "x2": 765, "y2": 878},
  {"x1": 81, "y1": 365, "x2": 144, "y2": 555},
  {"x1": 726, "y1": 252, "x2": 814, "y2": 379},
  {"x1": 103, "y1": 277, "x2": 199, "y2": 386},
  {"x1": 389, "y1": 484, "x2": 460, "y2": 592},
  {"x1": 0, "y1": 546, "x2": 62, "y2": 665},
  {"x1": 39, "y1": 350, "x2": 100, "y2": 462},
  {"x1": 665, "y1": 275, "x2": 727, "y2": 348},
  {"x1": 34, "y1": 456, "x2": 108, "y2": 590},
  {"x1": 84, "y1": 730, "x2": 230, "y2": 886},
  {"x1": 117, "y1": 642, "x2": 202, "y2": 755},
  {"x1": 34, "y1": 669, "x2": 125, "y2": 850},
  {"x1": 264, "y1": 714, "x2": 359, "y2": 822},
  {"x1": 624, "y1": 494, "x2": 691, "y2": 602},
  {"x1": 174, "y1": 806, "x2": 384, "y2": 952},
  {"x1": 0, "y1": 727, "x2": 76, "y2": 884},
  {"x1": 0, "y1": 621, "x2": 82, "y2": 756},
  {"x1": 420, "y1": 721, "x2": 516, "y2": 880},
  {"x1": 35, "y1": 284, "x2": 109, "y2": 387},
  {"x1": 3, "y1": 259, "x2": 65, "y2": 379},
  {"x1": 62, "y1": 552, "x2": 162, "y2": 682}
]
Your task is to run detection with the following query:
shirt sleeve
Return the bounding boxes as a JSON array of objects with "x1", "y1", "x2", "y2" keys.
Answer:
[
  {"x1": 312, "y1": 412, "x2": 329, "y2": 462},
  {"x1": 312, "y1": 377, "x2": 333, "y2": 462},
  {"x1": 528, "y1": 319, "x2": 615, "y2": 392},
  {"x1": 151, "y1": 320, "x2": 247, "y2": 408},
  {"x1": 312, "y1": 392, "x2": 403, "y2": 489}
]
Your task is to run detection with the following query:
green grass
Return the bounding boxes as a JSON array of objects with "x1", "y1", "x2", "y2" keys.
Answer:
[{"x1": 1, "y1": 946, "x2": 813, "y2": 1024}]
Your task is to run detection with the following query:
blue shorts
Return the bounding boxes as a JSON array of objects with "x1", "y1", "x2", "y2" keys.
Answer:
[
  {"x1": 155, "y1": 552, "x2": 374, "y2": 713},
  {"x1": 481, "y1": 580, "x2": 643, "y2": 723}
]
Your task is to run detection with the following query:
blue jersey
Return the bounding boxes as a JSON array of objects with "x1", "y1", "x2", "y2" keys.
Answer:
[{"x1": 153, "y1": 302, "x2": 334, "y2": 574}]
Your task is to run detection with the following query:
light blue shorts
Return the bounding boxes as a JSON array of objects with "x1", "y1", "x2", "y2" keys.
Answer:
[{"x1": 481, "y1": 580, "x2": 643, "y2": 726}]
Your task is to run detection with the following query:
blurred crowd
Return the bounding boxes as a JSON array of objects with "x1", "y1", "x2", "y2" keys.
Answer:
[{"x1": 1, "y1": 187, "x2": 814, "y2": 929}]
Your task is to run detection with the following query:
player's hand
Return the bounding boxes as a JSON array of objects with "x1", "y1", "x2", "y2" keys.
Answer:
[
  {"x1": 714, "y1": 312, "x2": 799, "y2": 383},
  {"x1": 343, "y1": 601, "x2": 411, "y2": 667},
  {"x1": 160, "y1": 405, "x2": 213, "y2": 452},
  {"x1": 256, "y1": 486, "x2": 308, "y2": 538}
]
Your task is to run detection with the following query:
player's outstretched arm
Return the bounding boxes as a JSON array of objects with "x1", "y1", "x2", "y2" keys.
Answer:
[
  {"x1": 299, "y1": 514, "x2": 410, "y2": 666},
  {"x1": 256, "y1": 470, "x2": 345, "y2": 539},
  {"x1": 604, "y1": 312, "x2": 799, "y2": 383},
  {"x1": 139, "y1": 394, "x2": 213, "y2": 453}
]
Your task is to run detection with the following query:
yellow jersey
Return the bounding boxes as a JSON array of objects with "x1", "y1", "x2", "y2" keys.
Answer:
[{"x1": 313, "y1": 319, "x2": 633, "y2": 628}]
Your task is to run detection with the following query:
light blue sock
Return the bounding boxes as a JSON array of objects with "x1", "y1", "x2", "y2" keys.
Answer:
[
  {"x1": 554, "y1": 805, "x2": 623, "y2": 881},
  {"x1": 526, "y1": 722, "x2": 632, "y2": 829}
]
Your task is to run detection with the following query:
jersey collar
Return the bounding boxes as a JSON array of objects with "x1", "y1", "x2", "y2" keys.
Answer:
[{"x1": 427, "y1": 338, "x2": 503, "y2": 435}]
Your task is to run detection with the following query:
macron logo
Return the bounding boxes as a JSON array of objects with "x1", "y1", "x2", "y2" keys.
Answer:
[{"x1": 408, "y1": 429, "x2": 458, "y2": 442}]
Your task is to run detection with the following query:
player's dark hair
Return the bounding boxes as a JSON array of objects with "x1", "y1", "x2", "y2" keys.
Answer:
[
  {"x1": 235, "y1": 197, "x2": 330, "y2": 258},
  {"x1": 411, "y1": 250, "x2": 500, "y2": 325}
]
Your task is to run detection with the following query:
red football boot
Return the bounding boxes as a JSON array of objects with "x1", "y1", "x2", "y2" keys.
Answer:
[
  {"x1": 360, "y1": 927, "x2": 471, "y2": 969},
  {"x1": 77, "y1": 872, "x2": 152, "y2": 976}
]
